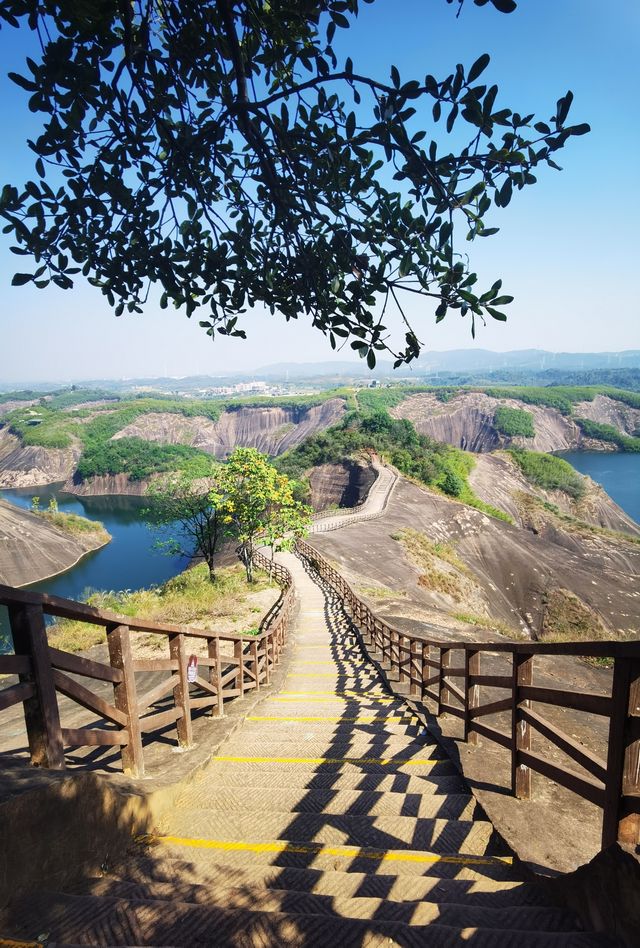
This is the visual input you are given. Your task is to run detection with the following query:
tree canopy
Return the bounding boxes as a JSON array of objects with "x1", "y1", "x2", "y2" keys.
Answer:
[{"x1": 1, "y1": 0, "x2": 588, "y2": 365}]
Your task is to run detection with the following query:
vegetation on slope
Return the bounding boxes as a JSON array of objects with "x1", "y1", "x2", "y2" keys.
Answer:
[
  {"x1": 47, "y1": 562, "x2": 273, "y2": 652},
  {"x1": 34, "y1": 509, "x2": 111, "y2": 544},
  {"x1": 358, "y1": 383, "x2": 640, "y2": 417},
  {"x1": 76, "y1": 438, "x2": 216, "y2": 481},
  {"x1": 507, "y1": 448, "x2": 586, "y2": 501},
  {"x1": 575, "y1": 418, "x2": 640, "y2": 452},
  {"x1": 4, "y1": 389, "x2": 350, "y2": 480},
  {"x1": 493, "y1": 406, "x2": 535, "y2": 438},
  {"x1": 277, "y1": 406, "x2": 511, "y2": 522}
]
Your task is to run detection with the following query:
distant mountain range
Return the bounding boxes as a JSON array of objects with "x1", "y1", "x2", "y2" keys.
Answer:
[{"x1": 2, "y1": 350, "x2": 639, "y2": 390}]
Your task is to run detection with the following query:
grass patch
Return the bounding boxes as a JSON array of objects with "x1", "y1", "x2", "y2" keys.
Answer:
[
  {"x1": 356, "y1": 584, "x2": 405, "y2": 600},
  {"x1": 450, "y1": 611, "x2": 522, "y2": 639},
  {"x1": 507, "y1": 448, "x2": 586, "y2": 501},
  {"x1": 395, "y1": 529, "x2": 473, "y2": 602},
  {"x1": 540, "y1": 588, "x2": 608, "y2": 642},
  {"x1": 47, "y1": 562, "x2": 273, "y2": 653},
  {"x1": 515, "y1": 491, "x2": 640, "y2": 546},
  {"x1": 36, "y1": 510, "x2": 111, "y2": 543}
]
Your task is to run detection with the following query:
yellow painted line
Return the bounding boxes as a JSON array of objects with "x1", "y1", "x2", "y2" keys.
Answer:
[
  {"x1": 212, "y1": 755, "x2": 442, "y2": 766},
  {"x1": 278, "y1": 690, "x2": 386, "y2": 697},
  {"x1": 0, "y1": 941, "x2": 40, "y2": 948},
  {"x1": 273, "y1": 696, "x2": 395, "y2": 704},
  {"x1": 135, "y1": 834, "x2": 512, "y2": 868},
  {"x1": 248, "y1": 715, "x2": 410, "y2": 723}
]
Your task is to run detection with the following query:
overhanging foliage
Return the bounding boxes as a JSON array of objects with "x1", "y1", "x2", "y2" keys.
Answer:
[{"x1": 1, "y1": 0, "x2": 588, "y2": 364}]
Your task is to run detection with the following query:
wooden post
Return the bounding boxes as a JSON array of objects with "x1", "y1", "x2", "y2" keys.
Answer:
[
  {"x1": 169, "y1": 632, "x2": 192, "y2": 747},
  {"x1": 264, "y1": 634, "x2": 272, "y2": 685},
  {"x1": 400, "y1": 636, "x2": 410, "y2": 688},
  {"x1": 251, "y1": 639, "x2": 260, "y2": 691},
  {"x1": 208, "y1": 637, "x2": 224, "y2": 717},
  {"x1": 602, "y1": 657, "x2": 640, "y2": 848},
  {"x1": 465, "y1": 650, "x2": 481, "y2": 745},
  {"x1": 106, "y1": 622, "x2": 144, "y2": 776},
  {"x1": 409, "y1": 639, "x2": 422, "y2": 698},
  {"x1": 9, "y1": 604, "x2": 65, "y2": 770},
  {"x1": 235, "y1": 639, "x2": 246, "y2": 696},
  {"x1": 438, "y1": 647, "x2": 452, "y2": 716},
  {"x1": 511, "y1": 653, "x2": 533, "y2": 799}
]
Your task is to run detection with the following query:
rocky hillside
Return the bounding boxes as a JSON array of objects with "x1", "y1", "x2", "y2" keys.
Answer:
[
  {"x1": 0, "y1": 428, "x2": 81, "y2": 488},
  {"x1": 0, "y1": 398, "x2": 345, "y2": 493},
  {"x1": 310, "y1": 474, "x2": 640, "y2": 643},
  {"x1": 0, "y1": 500, "x2": 110, "y2": 587},
  {"x1": 111, "y1": 399, "x2": 345, "y2": 459},
  {"x1": 390, "y1": 391, "x2": 640, "y2": 453},
  {"x1": 308, "y1": 459, "x2": 377, "y2": 511},
  {"x1": 469, "y1": 452, "x2": 640, "y2": 538}
]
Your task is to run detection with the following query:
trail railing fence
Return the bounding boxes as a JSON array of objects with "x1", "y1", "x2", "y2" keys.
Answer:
[
  {"x1": 0, "y1": 551, "x2": 293, "y2": 778},
  {"x1": 297, "y1": 539, "x2": 640, "y2": 850}
]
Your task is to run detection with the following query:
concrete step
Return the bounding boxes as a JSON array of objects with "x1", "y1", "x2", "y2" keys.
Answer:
[
  {"x1": 204, "y1": 754, "x2": 458, "y2": 776},
  {"x1": 186, "y1": 767, "x2": 467, "y2": 794},
  {"x1": 160, "y1": 809, "x2": 498, "y2": 856},
  {"x1": 112, "y1": 854, "x2": 548, "y2": 903},
  {"x1": 175, "y1": 785, "x2": 479, "y2": 820},
  {"x1": 68, "y1": 878, "x2": 583, "y2": 932},
  {"x1": 224, "y1": 738, "x2": 445, "y2": 759},
  {"x1": 3, "y1": 892, "x2": 615, "y2": 947}
]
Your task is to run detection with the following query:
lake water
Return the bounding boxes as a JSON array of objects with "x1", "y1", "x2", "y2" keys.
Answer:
[
  {"x1": 556, "y1": 451, "x2": 640, "y2": 524},
  {"x1": 0, "y1": 484, "x2": 187, "y2": 651}
]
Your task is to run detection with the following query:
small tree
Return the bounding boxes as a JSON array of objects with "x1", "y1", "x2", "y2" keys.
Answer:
[
  {"x1": 31, "y1": 496, "x2": 40, "y2": 512},
  {"x1": 218, "y1": 448, "x2": 309, "y2": 582},
  {"x1": 146, "y1": 471, "x2": 222, "y2": 582},
  {"x1": 263, "y1": 475, "x2": 313, "y2": 579}
]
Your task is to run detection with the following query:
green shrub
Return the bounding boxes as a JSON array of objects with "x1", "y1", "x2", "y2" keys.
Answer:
[
  {"x1": 575, "y1": 418, "x2": 640, "y2": 452},
  {"x1": 507, "y1": 448, "x2": 586, "y2": 500},
  {"x1": 494, "y1": 406, "x2": 535, "y2": 438}
]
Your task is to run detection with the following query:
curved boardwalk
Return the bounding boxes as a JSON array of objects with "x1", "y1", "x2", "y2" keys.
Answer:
[{"x1": 2, "y1": 554, "x2": 616, "y2": 944}]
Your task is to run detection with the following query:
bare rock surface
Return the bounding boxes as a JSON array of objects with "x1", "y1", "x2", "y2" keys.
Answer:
[
  {"x1": 0, "y1": 500, "x2": 109, "y2": 587},
  {"x1": 309, "y1": 459, "x2": 376, "y2": 511},
  {"x1": 112, "y1": 398, "x2": 345, "y2": 459},
  {"x1": 62, "y1": 472, "x2": 154, "y2": 496},
  {"x1": 390, "y1": 391, "x2": 618, "y2": 453},
  {"x1": 574, "y1": 394, "x2": 640, "y2": 436},
  {"x1": 469, "y1": 452, "x2": 640, "y2": 538},
  {"x1": 309, "y1": 477, "x2": 640, "y2": 641},
  {"x1": 0, "y1": 426, "x2": 81, "y2": 488}
]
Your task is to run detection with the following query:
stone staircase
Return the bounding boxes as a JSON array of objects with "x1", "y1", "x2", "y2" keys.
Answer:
[{"x1": 1, "y1": 553, "x2": 618, "y2": 945}]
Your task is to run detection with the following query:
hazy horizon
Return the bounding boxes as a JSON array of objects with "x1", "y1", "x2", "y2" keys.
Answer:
[{"x1": 2, "y1": 1, "x2": 638, "y2": 382}]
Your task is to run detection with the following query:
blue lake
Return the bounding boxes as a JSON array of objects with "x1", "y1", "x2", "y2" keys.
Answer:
[
  {"x1": 0, "y1": 484, "x2": 187, "y2": 651},
  {"x1": 556, "y1": 451, "x2": 640, "y2": 524}
]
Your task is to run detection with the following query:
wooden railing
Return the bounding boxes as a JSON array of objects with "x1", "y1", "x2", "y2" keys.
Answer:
[
  {"x1": 0, "y1": 551, "x2": 293, "y2": 777},
  {"x1": 297, "y1": 540, "x2": 640, "y2": 850}
]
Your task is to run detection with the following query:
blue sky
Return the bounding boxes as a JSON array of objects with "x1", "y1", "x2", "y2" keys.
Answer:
[{"x1": 1, "y1": 0, "x2": 638, "y2": 382}]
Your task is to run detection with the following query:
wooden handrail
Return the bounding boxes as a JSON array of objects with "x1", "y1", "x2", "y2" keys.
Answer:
[
  {"x1": 0, "y1": 551, "x2": 294, "y2": 778},
  {"x1": 296, "y1": 539, "x2": 640, "y2": 851}
]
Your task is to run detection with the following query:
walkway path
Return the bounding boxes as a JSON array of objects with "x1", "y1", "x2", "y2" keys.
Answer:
[
  {"x1": 2, "y1": 555, "x2": 613, "y2": 944},
  {"x1": 310, "y1": 456, "x2": 397, "y2": 534}
]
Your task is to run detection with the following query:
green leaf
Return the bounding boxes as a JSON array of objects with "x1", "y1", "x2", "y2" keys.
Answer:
[
  {"x1": 11, "y1": 273, "x2": 33, "y2": 286},
  {"x1": 366, "y1": 349, "x2": 376, "y2": 369},
  {"x1": 468, "y1": 53, "x2": 490, "y2": 84},
  {"x1": 390, "y1": 65, "x2": 400, "y2": 89}
]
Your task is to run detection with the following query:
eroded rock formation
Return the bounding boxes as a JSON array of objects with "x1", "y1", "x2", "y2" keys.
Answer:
[
  {"x1": 390, "y1": 391, "x2": 630, "y2": 453},
  {"x1": 0, "y1": 500, "x2": 109, "y2": 587},
  {"x1": 308, "y1": 460, "x2": 377, "y2": 511}
]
